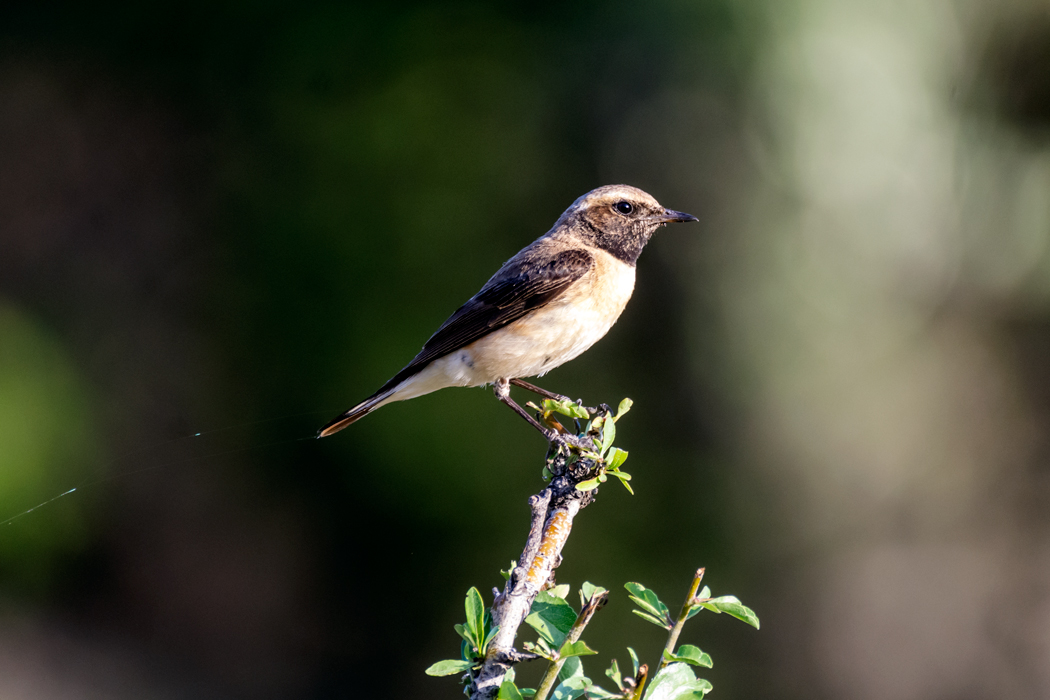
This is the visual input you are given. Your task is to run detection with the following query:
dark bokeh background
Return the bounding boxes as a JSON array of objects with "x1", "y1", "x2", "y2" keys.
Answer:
[{"x1": 3, "y1": 1, "x2": 1050, "y2": 698}]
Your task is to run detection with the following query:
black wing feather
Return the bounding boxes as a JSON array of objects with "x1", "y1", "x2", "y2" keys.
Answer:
[{"x1": 374, "y1": 247, "x2": 594, "y2": 395}]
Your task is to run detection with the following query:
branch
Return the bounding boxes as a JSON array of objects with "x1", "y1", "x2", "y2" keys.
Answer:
[{"x1": 470, "y1": 435, "x2": 602, "y2": 699}]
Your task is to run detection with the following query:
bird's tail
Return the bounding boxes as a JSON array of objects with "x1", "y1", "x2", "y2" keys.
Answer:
[{"x1": 317, "y1": 389, "x2": 396, "y2": 438}]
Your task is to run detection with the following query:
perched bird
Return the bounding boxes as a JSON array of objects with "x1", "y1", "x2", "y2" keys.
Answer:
[{"x1": 318, "y1": 184, "x2": 697, "y2": 442}]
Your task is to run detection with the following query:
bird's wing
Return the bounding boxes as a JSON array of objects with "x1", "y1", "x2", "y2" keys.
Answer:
[{"x1": 377, "y1": 247, "x2": 595, "y2": 392}]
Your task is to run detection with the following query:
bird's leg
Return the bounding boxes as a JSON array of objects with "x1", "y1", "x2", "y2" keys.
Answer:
[
  {"x1": 494, "y1": 379, "x2": 558, "y2": 438},
  {"x1": 509, "y1": 378, "x2": 572, "y2": 403},
  {"x1": 510, "y1": 378, "x2": 593, "y2": 432},
  {"x1": 494, "y1": 379, "x2": 582, "y2": 449}
]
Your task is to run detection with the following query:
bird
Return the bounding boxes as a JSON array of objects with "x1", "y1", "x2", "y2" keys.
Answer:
[{"x1": 317, "y1": 184, "x2": 697, "y2": 442}]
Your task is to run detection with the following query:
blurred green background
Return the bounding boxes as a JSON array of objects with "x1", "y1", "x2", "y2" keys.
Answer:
[{"x1": 3, "y1": 1, "x2": 1050, "y2": 698}]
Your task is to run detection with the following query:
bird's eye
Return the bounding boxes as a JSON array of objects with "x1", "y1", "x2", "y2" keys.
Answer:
[{"x1": 613, "y1": 201, "x2": 634, "y2": 215}]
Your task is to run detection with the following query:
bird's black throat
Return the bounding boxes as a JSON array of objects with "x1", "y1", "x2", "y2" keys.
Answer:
[{"x1": 577, "y1": 218, "x2": 652, "y2": 265}]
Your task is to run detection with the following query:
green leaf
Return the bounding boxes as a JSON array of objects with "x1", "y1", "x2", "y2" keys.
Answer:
[
  {"x1": 484, "y1": 610, "x2": 495, "y2": 640},
  {"x1": 548, "y1": 583, "x2": 571, "y2": 600},
  {"x1": 700, "y1": 596, "x2": 760, "y2": 629},
  {"x1": 551, "y1": 675, "x2": 590, "y2": 700},
  {"x1": 615, "y1": 398, "x2": 633, "y2": 421},
  {"x1": 525, "y1": 592, "x2": 578, "y2": 647},
  {"x1": 559, "y1": 640, "x2": 598, "y2": 658},
  {"x1": 501, "y1": 561, "x2": 517, "y2": 581},
  {"x1": 542, "y1": 464, "x2": 552, "y2": 481},
  {"x1": 552, "y1": 658, "x2": 590, "y2": 700},
  {"x1": 626, "y1": 593, "x2": 664, "y2": 619},
  {"x1": 632, "y1": 609, "x2": 671, "y2": 628},
  {"x1": 523, "y1": 640, "x2": 555, "y2": 661},
  {"x1": 543, "y1": 399, "x2": 590, "y2": 419},
  {"x1": 465, "y1": 587, "x2": 485, "y2": 644},
  {"x1": 628, "y1": 647, "x2": 640, "y2": 677},
  {"x1": 579, "y1": 581, "x2": 607, "y2": 606},
  {"x1": 498, "y1": 681, "x2": 526, "y2": 700},
  {"x1": 605, "y1": 447, "x2": 629, "y2": 469},
  {"x1": 643, "y1": 663, "x2": 712, "y2": 700},
  {"x1": 616, "y1": 473, "x2": 635, "y2": 495},
  {"x1": 600, "y1": 414, "x2": 616, "y2": 455},
  {"x1": 560, "y1": 655, "x2": 584, "y2": 683},
  {"x1": 605, "y1": 658, "x2": 623, "y2": 690},
  {"x1": 576, "y1": 478, "x2": 600, "y2": 492},
  {"x1": 580, "y1": 581, "x2": 597, "y2": 603},
  {"x1": 662, "y1": 645, "x2": 713, "y2": 668},
  {"x1": 584, "y1": 685, "x2": 621, "y2": 699},
  {"x1": 482, "y1": 624, "x2": 501, "y2": 653},
  {"x1": 425, "y1": 659, "x2": 474, "y2": 676},
  {"x1": 625, "y1": 582, "x2": 670, "y2": 621},
  {"x1": 454, "y1": 623, "x2": 474, "y2": 646},
  {"x1": 551, "y1": 685, "x2": 585, "y2": 700}
]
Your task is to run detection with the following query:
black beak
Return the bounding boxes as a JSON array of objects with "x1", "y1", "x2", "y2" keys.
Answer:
[{"x1": 653, "y1": 208, "x2": 699, "y2": 224}]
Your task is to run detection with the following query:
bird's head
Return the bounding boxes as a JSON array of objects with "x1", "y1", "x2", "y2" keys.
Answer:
[{"x1": 555, "y1": 184, "x2": 698, "y2": 265}]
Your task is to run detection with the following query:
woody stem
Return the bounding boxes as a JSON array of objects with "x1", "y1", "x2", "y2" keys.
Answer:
[{"x1": 658, "y1": 568, "x2": 706, "y2": 670}]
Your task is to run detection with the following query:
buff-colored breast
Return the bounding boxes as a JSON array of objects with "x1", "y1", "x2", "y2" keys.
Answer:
[{"x1": 431, "y1": 248, "x2": 636, "y2": 387}]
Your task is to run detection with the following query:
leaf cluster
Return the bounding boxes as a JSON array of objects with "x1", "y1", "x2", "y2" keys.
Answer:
[
  {"x1": 626, "y1": 582, "x2": 759, "y2": 631},
  {"x1": 508, "y1": 582, "x2": 607, "y2": 699},
  {"x1": 533, "y1": 398, "x2": 634, "y2": 494},
  {"x1": 522, "y1": 582, "x2": 603, "y2": 661},
  {"x1": 424, "y1": 587, "x2": 500, "y2": 679},
  {"x1": 491, "y1": 575, "x2": 759, "y2": 700}
]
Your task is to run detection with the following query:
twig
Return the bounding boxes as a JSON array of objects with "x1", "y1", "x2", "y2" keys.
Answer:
[
  {"x1": 627, "y1": 664, "x2": 649, "y2": 700},
  {"x1": 658, "y1": 568, "x2": 705, "y2": 670},
  {"x1": 532, "y1": 590, "x2": 609, "y2": 700}
]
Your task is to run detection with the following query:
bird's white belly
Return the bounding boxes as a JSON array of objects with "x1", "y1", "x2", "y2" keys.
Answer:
[{"x1": 431, "y1": 254, "x2": 636, "y2": 387}]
